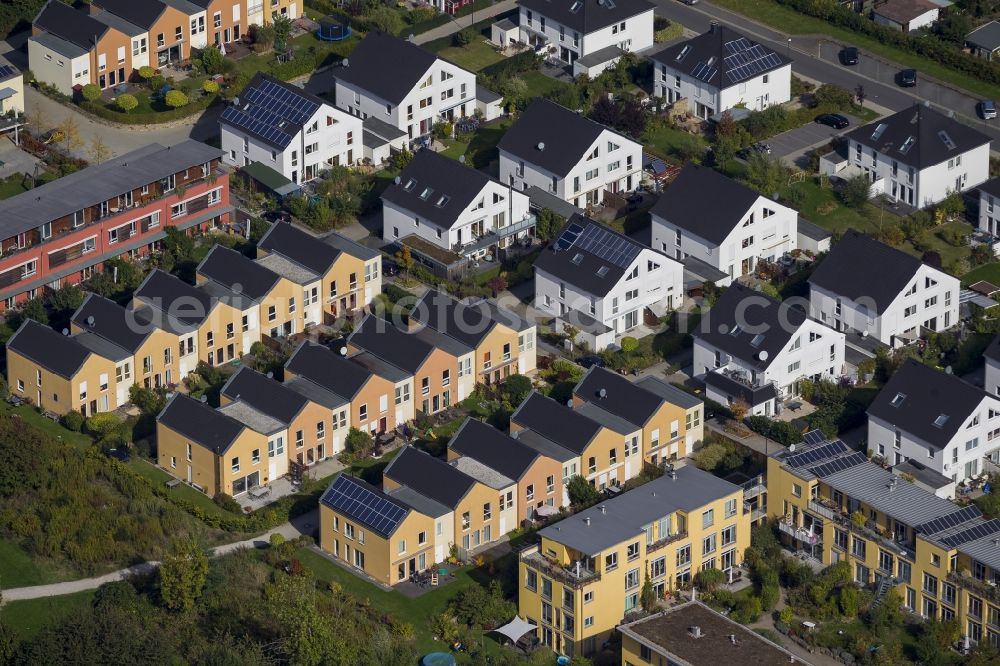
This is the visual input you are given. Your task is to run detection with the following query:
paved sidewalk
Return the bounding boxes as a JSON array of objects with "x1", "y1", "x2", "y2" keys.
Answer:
[
  {"x1": 415, "y1": 0, "x2": 517, "y2": 44},
  {"x1": 1, "y1": 509, "x2": 319, "y2": 603}
]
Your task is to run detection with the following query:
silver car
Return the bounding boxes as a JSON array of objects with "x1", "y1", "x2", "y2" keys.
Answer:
[{"x1": 981, "y1": 100, "x2": 997, "y2": 120}]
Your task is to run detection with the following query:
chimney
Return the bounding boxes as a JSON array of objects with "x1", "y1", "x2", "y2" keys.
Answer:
[
  {"x1": 729, "y1": 634, "x2": 737, "y2": 645},
  {"x1": 600, "y1": 505, "x2": 606, "y2": 514},
  {"x1": 584, "y1": 517, "x2": 591, "y2": 526},
  {"x1": 709, "y1": 20, "x2": 719, "y2": 33},
  {"x1": 689, "y1": 625, "x2": 702, "y2": 638},
  {"x1": 691, "y1": 586, "x2": 697, "y2": 602}
]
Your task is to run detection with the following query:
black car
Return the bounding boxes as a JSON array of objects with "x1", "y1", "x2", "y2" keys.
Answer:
[
  {"x1": 577, "y1": 355, "x2": 605, "y2": 369},
  {"x1": 840, "y1": 47, "x2": 859, "y2": 66},
  {"x1": 815, "y1": 113, "x2": 850, "y2": 129},
  {"x1": 898, "y1": 69, "x2": 917, "y2": 87}
]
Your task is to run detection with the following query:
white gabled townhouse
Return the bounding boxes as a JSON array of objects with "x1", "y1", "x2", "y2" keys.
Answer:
[
  {"x1": 808, "y1": 230, "x2": 959, "y2": 347},
  {"x1": 332, "y1": 31, "x2": 494, "y2": 143},
  {"x1": 976, "y1": 176, "x2": 1000, "y2": 237},
  {"x1": 381, "y1": 149, "x2": 534, "y2": 260},
  {"x1": 650, "y1": 164, "x2": 797, "y2": 286},
  {"x1": 693, "y1": 283, "x2": 845, "y2": 416},
  {"x1": 867, "y1": 359, "x2": 1000, "y2": 484},
  {"x1": 515, "y1": 0, "x2": 655, "y2": 77},
  {"x1": 498, "y1": 99, "x2": 643, "y2": 208},
  {"x1": 650, "y1": 23, "x2": 791, "y2": 119},
  {"x1": 534, "y1": 214, "x2": 683, "y2": 351},
  {"x1": 221, "y1": 73, "x2": 363, "y2": 183},
  {"x1": 840, "y1": 103, "x2": 990, "y2": 209},
  {"x1": 987, "y1": 336, "x2": 1000, "y2": 397}
]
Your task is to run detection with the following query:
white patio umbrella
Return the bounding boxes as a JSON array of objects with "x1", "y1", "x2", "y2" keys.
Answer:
[{"x1": 491, "y1": 616, "x2": 537, "y2": 644}]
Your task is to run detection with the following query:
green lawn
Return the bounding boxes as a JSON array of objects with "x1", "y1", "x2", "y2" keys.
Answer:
[
  {"x1": 0, "y1": 590, "x2": 95, "y2": 640},
  {"x1": 441, "y1": 119, "x2": 512, "y2": 170},
  {"x1": 0, "y1": 174, "x2": 30, "y2": 200},
  {"x1": 0, "y1": 402, "x2": 92, "y2": 448},
  {"x1": 0, "y1": 539, "x2": 58, "y2": 588},
  {"x1": 711, "y1": 0, "x2": 1000, "y2": 103},
  {"x1": 434, "y1": 40, "x2": 505, "y2": 72},
  {"x1": 962, "y1": 261, "x2": 1000, "y2": 287},
  {"x1": 643, "y1": 124, "x2": 707, "y2": 160},
  {"x1": 521, "y1": 70, "x2": 574, "y2": 99},
  {"x1": 127, "y1": 457, "x2": 235, "y2": 519}
]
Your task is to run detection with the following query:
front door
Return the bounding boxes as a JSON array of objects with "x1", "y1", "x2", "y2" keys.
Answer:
[
  {"x1": 741, "y1": 257, "x2": 753, "y2": 275},
  {"x1": 379, "y1": 417, "x2": 387, "y2": 433},
  {"x1": 267, "y1": 462, "x2": 276, "y2": 484},
  {"x1": 500, "y1": 516, "x2": 506, "y2": 534}
]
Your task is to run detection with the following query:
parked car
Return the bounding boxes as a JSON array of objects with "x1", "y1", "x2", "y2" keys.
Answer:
[
  {"x1": 980, "y1": 100, "x2": 997, "y2": 120},
  {"x1": 577, "y1": 355, "x2": 605, "y2": 369},
  {"x1": 898, "y1": 69, "x2": 917, "y2": 87},
  {"x1": 840, "y1": 47, "x2": 859, "y2": 66},
  {"x1": 679, "y1": 0, "x2": 699, "y2": 4},
  {"x1": 815, "y1": 113, "x2": 850, "y2": 129}
]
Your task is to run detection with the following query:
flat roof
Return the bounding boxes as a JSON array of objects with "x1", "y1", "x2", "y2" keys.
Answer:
[
  {"x1": 451, "y1": 456, "x2": 515, "y2": 490},
  {"x1": 619, "y1": 601, "x2": 814, "y2": 666},
  {"x1": 217, "y1": 400, "x2": 285, "y2": 436}
]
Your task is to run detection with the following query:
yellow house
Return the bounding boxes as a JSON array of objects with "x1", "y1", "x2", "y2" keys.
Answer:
[
  {"x1": 383, "y1": 446, "x2": 503, "y2": 561},
  {"x1": 518, "y1": 464, "x2": 750, "y2": 658},
  {"x1": 511, "y1": 391, "x2": 630, "y2": 491},
  {"x1": 156, "y1": 392, "x2": 268, "y2": 496},
  {"x1": 6, "y1": 318, "x2": 118, "y2": 416},
  {"x1": 768, "y1": 435, "x2": 1000, "y2": 647},
  {"x1": 572, "y1": 366, "x2": 704, "y2": 463},
  {"x1": 319, "y1": 474, "x2": 437, "y2": 587},
  {"x1": 411, "y1": 287, "x2": 537, "y2": 384},
  {"x1": 257, "y1": 222, "x2": 381, "y2": 322},
  {"x1": 618, "y1": 600, "x2": 814, "y2": 665}
]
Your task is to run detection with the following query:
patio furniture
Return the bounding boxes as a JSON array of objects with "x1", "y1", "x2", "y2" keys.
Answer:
[
  {"x1": 166, "y1": 478, "x2": 182, "y2": 489},
  {"x1": 248, "y1": 485, "x2": 271, "y2": 500}
]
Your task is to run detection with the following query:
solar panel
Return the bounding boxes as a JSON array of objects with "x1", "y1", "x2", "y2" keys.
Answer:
[
  {"x1": 0, "y1": 64, "x2": 16, "y2": 80},
  {"x1": 574, "y1": 223, "x2": 642, "y2": 268},
  {"x1": 802, "y1": 429, "x2": 826, "y2": 446},
  {"x1": 785, "y1": 440, "x2": 850, "y2": 469},
  {"x1": 222, "y1": 77, "x2": 321, "y2": 149},
  {"x1": 941, "y1": 519, "x2": 1000, "y2": 548},
  {"x1": 723, "y1": 38, "x2": 783, "y2": 85},
  {"x1": 692, "y1": 62, "x2": 718, "y2": 83},
  {"x1": 916, "y1": 505, "x2": 982, "y2": 535},
  {"x1": 807, "y1": 452, "x2": 867, "y2": 478},
  {"x1": 322, "y1": 475, "x2": 408, "y2": 537}
]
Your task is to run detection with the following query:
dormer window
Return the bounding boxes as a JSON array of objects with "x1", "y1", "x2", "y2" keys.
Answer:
[{"x1": 890, "y1": 393, "x2": 906, "y2": 407}]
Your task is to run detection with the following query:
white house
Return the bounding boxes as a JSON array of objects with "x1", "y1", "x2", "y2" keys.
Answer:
[
  {"x1": 515, "y1": 0, "x2": 655, "y2": 77},
  {"x1": 650, "y1": 23, "x2": 791, "y2": 119},
  {"x1": 986, "y1": 336, "x2": 1000, "y2": 397},
  {"x1": 381, "y1": 149, "x2": 533, "y2": 259},
  {"x1": 221, "y1": 73, "x2": 362, "y2": 183},
  {"x1": 867, "y1": 359, "x2": 1000, "y2": 484},
  {"x1": 332, "y1": 32, "x2": 491, "y2": 142},
  {"x1": 498, "y1": 99, "x2": 643, "y2": 208},
  {"x1": 808, "y1": 230, "x2": 960, "y2": 347},
  {"x1": 650, "y1": 164, "x2": 797, "y2": 286},
  {"x1": 976, "y1": 177, "x2": 1000, "y2": 237},
  {"x1": 534, "y1": 214, "x2": 682, "y2": 351},
  {"x1": 843, "y1": 103, "x2": 991, "y2": 208},
  {"x1": 872, "y1": 0, "x2": 940, "y2": 33},
  {"x1": 0, "y1": 58, "x2": 24, "y2": 116},
  {"x1": 693, "y1": 283, "x2": 846, "y2": 416}
]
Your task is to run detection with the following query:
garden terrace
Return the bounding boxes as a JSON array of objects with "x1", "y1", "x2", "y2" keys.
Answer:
[{"x1": 520, "y1": 543, "x2": 600, "y2": 590}]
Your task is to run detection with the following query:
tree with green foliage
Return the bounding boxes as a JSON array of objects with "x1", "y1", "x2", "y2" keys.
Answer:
[
  {"x1": 742, "y1": 153, "x2": 789, "y2": 196},
  {"x1": 695, "y1": 567, "x2": 726, "y2": 593},
  {"x1": 86, "y1": 412, "x2": 123, "y2": 439},
  {"x1": 640, "y1": 572, "x2": 657, "y2": 611},
  {"x1": 502, "y1": 374, "x2": 533, "y2": 405},
  {"x1": 837, "y1": 582, "x2": 858, "y2": 617},
  {"x1": 199, "y1": 45, "x2": 224, "y2": 74},
  {"x1": 164, "y1": 90, "x2": 189, "y2": 108},
  {"x1": 567, "y1": 474, "x2": 602, "y2": 509},
  {"x1": 814, "y1": 83, "x2": 854, "y2": 109},
  {"x1": 449, "y1": 579, "x2": 515, "y2": 629},
  {"x1": 345, "y1": 427, "x2": 373, "y2": 458},
  {"x1": 364, "y1": 6, "x2": 401, "y2": 35},
  {"x1": 129, "y1": 384, "x2": 167, "y2": 416},
  {"x1": 19, "y1": 298, "x2": 48, "y2": 325},
  {"x1": 138, "y1": 66, "x2": 156, "y2": 82},
  {"x1": 620, "y1": 336, "x2": 639, "y2": 353},
  {"x1": 116, "y1": 93, "x2": 138, "y2": 114},
  {"x1": 158, "y1": 539, "x2": 209, "y2": 611},
  {"x1": 839, "y1": 173, "x2": 871, "y2": 209},
  {"x1": 62, "y1": 410, "x2": 84, "y2": 432},
  {"x1": 453, "y1": 27, "x2": 476, "y2": 47},
  {"x1": 81, "y1": 83, "x2": 101, "y2": 102},
  {"x1": 731, "y1": 595, "x2": 762, "y2": 623},
  {"x1": 203, "y1": 79, "x2": 220, "y2": 94},
  {"x1": 392, "y1": 149, "x2": 413, "y2": 170},
  {"x1": 693, "y1": 442, "x2": 727, "y2": 472},
  {"x1": 535, "y1": 208, "x2": 565, "y2": 242}
]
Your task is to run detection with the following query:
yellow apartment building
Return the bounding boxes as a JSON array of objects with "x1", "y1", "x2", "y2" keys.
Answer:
[
  {"x1": 768, "y1": 436, "x2": 1000, "y2": 648},
  {"x1": 156, "y1": 392, "x2": 268, "y2": 496},
  {"x1": 6, "y1": 318, "x2": 119, "y2": 416},
  {"x1": 319, "y1": 474, "x2": 437, "y2": 586},
  {"x1": 518, "y1": 464, "x2": 751, "y2": 658}
]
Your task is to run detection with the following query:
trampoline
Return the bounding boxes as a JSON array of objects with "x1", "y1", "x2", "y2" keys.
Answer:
[
  {"x1": 421, "y1": 653, "x2": 456, "y2": 666},
  {"x1": 316, "y1": 18, "x2": 352, "y2": 42}
]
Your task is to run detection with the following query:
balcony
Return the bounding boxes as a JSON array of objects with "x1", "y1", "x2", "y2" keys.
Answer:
[
  {"x1": 521, "y1": 546, "x2": 600, "y2": 590},
  {"x1": 839, "y1": 514, "x2": 916, "y2": 562},
  {"x1": 453, "y1": 213, "x2": 537, "y2": 256},
  {"x1": 647, "y1": 530, "x2": 688, "y2": 554},
  {"x1": 742, "y1": 475, "x2": 766, "y2": 500},
  {"x1": 808, "y1": 498, "x2": 840, "y2": 521},
  {"x1": 948, "y1": 571, "x2": 1000, "y2": 605},
  {"x1": 777, "y1": 519, "x2": 821, "y2": 546}
]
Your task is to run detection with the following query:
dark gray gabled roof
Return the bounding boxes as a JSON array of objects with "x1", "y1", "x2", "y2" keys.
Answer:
[
  {"x1": 381, "y1": 150, "x2": 493, "y2": 229},
  {"x1": 321, "y1": 231, "x2": 381, "y2": 261},
  {"x1": 635, "y1": 376, "x2": 703, "y2": 410},
  {"x1": 512, "y1": 428, "x2": 577, "y2": 462},
  {"x1": 220, "y1": 73, "x2": 325, "y2": 151},
  {"x1": 258, "y1": 222, "x2": 343, "y2": 276},
  {"x1": 90, "y1": 0, "x2": 164, "y2": 30},
  {"x1": 157, "y1": 393, "x2": 246, "y2": 455},
  {"x1": 511, "y1": 392, "x2": 602, "y2": 456},
  {"x1": 539, "y1": 464, "x2": 739, "y2": 556},
  {"x1": 198, "y1": 245, "x2": 281, "y2": 302},
  {"x1": 320, "y1": 474, "x2": 411, "y2": 538},
  {"x1": 650, "y1": 24, "x2": 790, "y2": 90},
  {"x1": 347, "y1": 315, "x2": 435, "y2": 375},
  {"x1": 534, "y1": 214, "x2": 656, "y2": 297},
  {"x1": 91, "y1": 10, "x2": 144, "y2": 37},
  {"x1": 71, "y1": 293, "x2": 156, "y2": 354},
  {"x1": 846, "y1": 104, "x2": 991, "y2": 170},
  {"x1": 28, "y1": 33, "x2": 88, "y2": 59},
  {"x1": 220, "y1": 367, "x2": 309, "y2": 426},
  {"x1": 285, "y1": 342, "x2": 371, "y2": 401},
  {"x1": 649, "y1": 164, "x2": 762, "y2": 246},
  {"x1": 383, "y1": 446, "x2": 476, "y2": 509},
  {"x1": 985, "y1": 334, "x2": 1000, "y2": 364},
  {"x1": 694, "y1": 283, "x2": 807, "y2": 371},
  {"x1": 388, "y1": 485, "x2": 451, "y2": 518},
  {"x1": 282, "y1": 376, "x2": 348, "y2": 409},
  {"x1": 34, "y1": 0, "x2": 110, "y2": 50},
  {"x1": 133, "y1": 269, "x2": 215, "y2": 332},
  {"x1": 967, "y1": 20, "x2": 1000, "y2": 51},
  {"x1": 73, "y1": 331, "x2": 131, "y2": 363},
  {"x1": 362, "y1": 115, "x2": 408, "y2": 142},
  {"x1": 574, "y1": 366, "x2": 667, "y2": 428},
  {"x1": 979, "y1": 176, "x2": 1000, "y2": 200},
  {"x1": 498, "y1": 99, "x2": 620, "y2": 178},
  {"x1": 412, "y1": 288, "x2": 526, "y2": 348},
  {"x1": 7, "y1": 319, "x2": 92, "y2": 378},
  {"x1": 333, "y1": 32, "x2": 439, "y2": 106},
  {"x1": 517, "y1": 0, "x2": 654, "y2": 34},
  {"x1": 867, "y1": 359, "x2": 990, "y2": 451},
  {"x1": 808, "y1": 230, "x2": 925, "y2": 314},
  {"x1": 449, "y1": 418, "x2": 540, "y2": 482}
]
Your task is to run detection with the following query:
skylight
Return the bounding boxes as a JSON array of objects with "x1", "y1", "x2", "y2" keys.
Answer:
[
  {"x1": 572, "y1": 253, "x2": 584, "y2": 265},
  {"x1": 890, "y1": 392, "x2": 906, "y2": 407},
  {"x1": 933, "y1": 414, "x2": 950, "y2": 428},
  {"x1": 596, "y1": 266, "x2": 609, "y2": 277},
  {"x1": 435, "y1": 195, "x2": 450, "y2": 208},
  {"x1": 899, "y1": 136, "x2": 915, "y2": 155},
  {"x1": 419, "y1": 187, "x2": 433, "y2": 200},
  {"x1": 938, "y1": 130, "x2": 956, "y2": 150},
  {"x1": 871, "y1": 123, "x2": 888, "y2": 141},
  {"x1": 750, "y1": 333, "x2": 765, "y2": 347},
  {"x1": 403, "y1": 178, "x2": 417, "y2": 191},
  {"x1": 729, "y1": 324, "x2": 742, "y2": 336},
  {"x1": 676, "y1": 45, "x2": 691, "y2": 62},
  {"x1": 570, "y1": 0, "x2": 582, "y2": 11}
]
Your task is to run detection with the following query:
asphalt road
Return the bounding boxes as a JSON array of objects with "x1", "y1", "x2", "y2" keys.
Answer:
[{"x1": 655, "y1": 0, "x2": 1000, "y2": 142}]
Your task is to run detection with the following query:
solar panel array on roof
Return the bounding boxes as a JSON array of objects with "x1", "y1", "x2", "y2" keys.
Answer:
[
  {"x1": 916, "y1": 505, "x2": 982, "y2": 535},
  {"x1": 808, "y1": 451, "x2": 867, "y2": 478},
  {"x1": 0, "y1": 64, "x2": 16, "y2": 80},
  {"x1": 322, "y1": 475, "x2": 407, "y2": 538},
  {"x1": 940, "y1": 518, "x2": 1000, "y2": 548},
  {"x1": 802, "y1": 429, "x2": 826, "y2": 446},
  {"x1": 692, "y1": 61, "x2": 718, "y2": 83},
  {"x1": 723, "y1": 38, "x2": 784, "y2": 85},
  {"x1": 555, "y1": 221, "x2": 585, "y2": 251},
  {"x1": 785, "y1": 440, "x2": 851, "y2": 469},
  {"x1": 222, "y1": 77, "x2": 321, "y2": 150},
  {"x1": 573, "y1": 222, "x2": 642, "y2": 268}
]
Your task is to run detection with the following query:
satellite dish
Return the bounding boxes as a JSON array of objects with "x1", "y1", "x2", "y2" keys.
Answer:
[
  {"x1": 87, "y1": 315, "x2": 95, "y2": 326},
  {"x1": 566, "y1": 399, "x2": 573, "y2": 407},
  {"x1": 394, "y1": 176, "x2": 401, "y2": 185},
  {"x1": 200, "y1": 395, "x2": 208, "y2": 403},
  {"x1": 537, "y1": 142, "x2": 545, "y2": 151},
  {"x1": 789, "y1": 444, "x2": 796, "y2": 453},
  {"x1": 232, "y1": 96, "x2": 240, "y2": 106},
  {"x1": 408, "y1": 33, "x2": 415, "y2": 42},
  {"x1": 61, "y1": 328, "x2": 69, "y2": 336},
  {"x1": 459, "y1": 155, "x2": 466, "y2": 163},
  {"x1": 339, "y1": 346, "x2": 348, "y2": 356},
  {"x1": 342, "y1": 58, "x2": 349, "y2": 68},
  {"x1": 945, "y1": 366, "x2": 953, "y2": 374},
  {"x1": 266, "y1": 371, "x2": 274, "y2": 379},
  {"x1": 597, "y1": 388, "x2": 607, "y2": 399},
  {"x1": 758, "y1": 350, "x2": 769, "y2": 361}
]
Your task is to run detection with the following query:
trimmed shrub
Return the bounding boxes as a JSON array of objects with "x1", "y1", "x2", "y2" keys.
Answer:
[
  {"x1": 116, "y1": 93, "x2": 138, "y2": 113},
  {"x1": 269, "y1": 533, "x2": 286, "y2": 547},
  {"x1": 81, "y1": 84, "x2": 101, "y2": 102},
  {"x1": 62, "y1": 411, "x2": 84, "y2": 432},
  {"x1": 213, "y1": 493, "x2": 241, "y2": 513},
  {"x1": 619, "y1": 336, "x2": 639, "y2": 353},
  {"x1": 86, "y1": 412, "x2": 123, "y2": 439},
  {"x1": 164, "y1": 90, "x2": 189, "y2": 108},
  {"x1": 202, "y1": 80, "x2": 220, "y2": 94}
]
